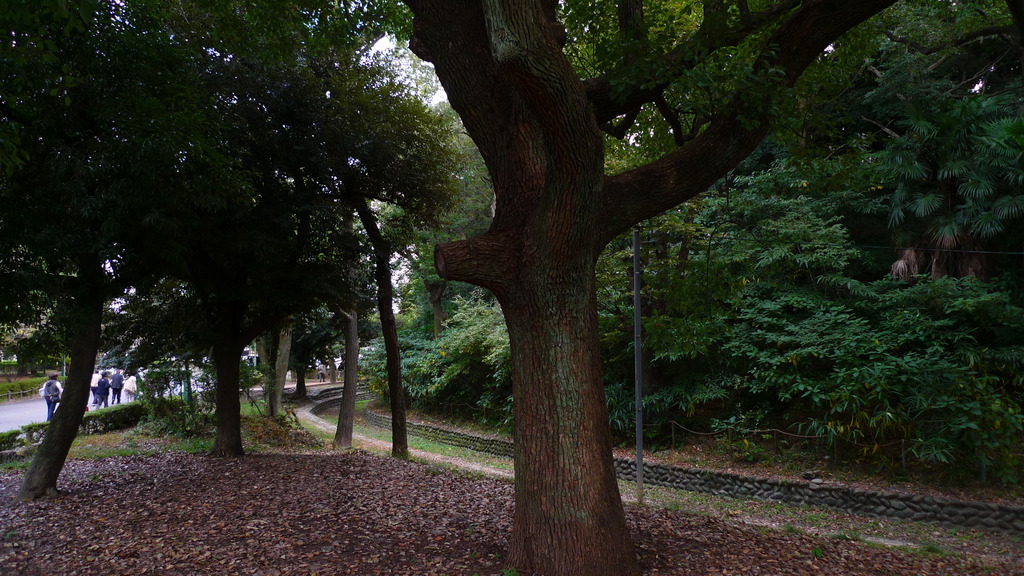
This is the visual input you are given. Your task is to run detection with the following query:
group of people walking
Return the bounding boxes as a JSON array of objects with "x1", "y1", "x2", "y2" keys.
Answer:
[
  {"x1": 90, "y1": 369, "x2": 138, "y2": 408},
  {"x1": 39, "y1": 368, "x2": 140, "y2": 421}
]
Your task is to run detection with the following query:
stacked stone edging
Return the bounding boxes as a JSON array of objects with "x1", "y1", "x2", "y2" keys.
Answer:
[
  {"x1": 361, "y1": 406, "x2": 515, "y2": 459},
  {"x1": 307, "y1": 385, "x2": 374, "y2": 417},
  {"x1": 614, "y1": 460, "x2": 1024, "y2": 534},
  {"x1": 321, "y1": 398, "x2": 1024, "y2": 536}
]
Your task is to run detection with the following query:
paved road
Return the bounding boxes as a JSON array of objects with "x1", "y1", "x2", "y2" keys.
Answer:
[{"x1": 0, "y1": 396, "x2": 48, "y2": 432}]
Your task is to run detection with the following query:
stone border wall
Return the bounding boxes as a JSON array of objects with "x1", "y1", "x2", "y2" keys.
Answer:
[
  {"x1": 614, "y1": 461, "x2": 1024, "y2": 535},
  {"x1": 329, "y1": 397, "x2": 1024, "y2": 536},
  {"x1": 306, "y1": 385, "x2": 374, "y2": 405},
  {"x1": 361, "y1": 406, "x2": 515, "y2": 459}
]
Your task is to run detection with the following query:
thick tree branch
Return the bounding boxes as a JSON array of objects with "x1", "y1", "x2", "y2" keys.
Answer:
[
  {"x1": 433, "y1": 231, "x2": 515, "y2": 293},
  {"x1": 654, "y1": 94, "x2": 686, "y2": 147},
  {"x1": 600, "y1": 107, "x2": 642, "y2": 139},
  {"x1": 597, "y1": 0, "x2": 900, "y2": 241},
  {"x1": 884, "y1": 25, "x2": 1018, "y2": 55},
  {"x1": 585, "y1": 0, "x2": 802, "y2": 124},
  {"x1": 619, "y1": 0, "x2": 645, "y2": 45}
]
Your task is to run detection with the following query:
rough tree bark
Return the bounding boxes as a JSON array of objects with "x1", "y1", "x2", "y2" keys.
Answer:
[
  {"x1": 334, "y1": 309, "x2": 360, "y2": 449},
  {"x1": 355, "y1": 199, "x2": 409, "y2": 458},
  {"x1": 211, "y1": 337, "x2": 245, "y2": 456},
  {"x1": 405, "y1": 1, "x2": 899, "y2": 574},
  {"x1": 17, "y1": 261, "x2": 104, "y2": 500}
]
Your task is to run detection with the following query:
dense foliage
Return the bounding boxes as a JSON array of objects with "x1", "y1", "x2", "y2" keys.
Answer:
[
  {"x1": 389, "y1": 2, "x2": 1024, "y2": 481},
  {"x1": 365, "y1": 295, "x2": 512, "y2": 428}
]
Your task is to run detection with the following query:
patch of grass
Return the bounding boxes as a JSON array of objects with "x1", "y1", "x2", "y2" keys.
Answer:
[
  {"x1": 69, "y1": 432, "x2": 149, "y2": 460},
  {"x1": 346, "y1": 419, "x2": 514, "y2": 472},
  {"x1": 73, "y1": 446, "x2": 143, "y2": 460},
  {"x1": 0, "y1": 460, "x2": 30, "y2": 471},
  {"x1": 164, "y1": 437, "x2": 213, "y2": 453},
  {"x1": 916, "y1": 541, "x2": 947, "y2": 556},
  {"x1": 803, "y1": 512, "x2": 831, "y2": 527}
]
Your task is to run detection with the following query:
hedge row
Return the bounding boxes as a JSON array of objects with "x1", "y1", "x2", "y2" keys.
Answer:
[
  {"x1": 2, "y1": 402, "x2": 148, "y2": 451},
  {"x1": 0, "y1": 377, "x2": 48, "y2": 399}
]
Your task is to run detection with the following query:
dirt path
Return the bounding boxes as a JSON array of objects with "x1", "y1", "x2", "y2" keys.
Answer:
[{"x1": 294, "y1": 402, "x2": 514, "y2": 480}]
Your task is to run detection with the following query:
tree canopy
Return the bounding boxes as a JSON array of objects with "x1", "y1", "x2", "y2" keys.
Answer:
[
  {"x1": 400, "y1": 2, "x2": 1023, "y2": 574},
  {"x1": 3, "y1": 0, "x2": 458, "y2": 491}
]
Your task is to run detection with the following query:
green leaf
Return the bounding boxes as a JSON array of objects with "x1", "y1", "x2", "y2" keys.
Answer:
[{"x1": 911, "y1": 193, "x2": 942, "y2": 217}]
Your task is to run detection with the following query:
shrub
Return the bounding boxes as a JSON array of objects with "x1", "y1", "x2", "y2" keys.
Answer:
[
  {"x1": 20, "y1": 422, "x2": 48, "y2": 443},
  {"x1": 726, "y1": 276, "x2": 1024, "y2": 480},
  {"x1": 242, "y1": 413, "x2": 318, "y2": 449},
  {"x1": 0, "y1": 429, "x2": 20, "y2": 451},
  {"x1": 0, "y1": 376, "x2": 48, "y2": 399},
  {"x1": 80, "y1": 402, "x2": 148, "y2": 435},
  {"x1": 367, "y1": 297, "x2": 513, "y2": 428},
  {"x1": 140, "y1": 396, "x2": 213, "y2": 437}
]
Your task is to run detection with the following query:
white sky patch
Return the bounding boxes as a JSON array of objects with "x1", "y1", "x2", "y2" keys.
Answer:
[{"x1": 368, "y1": 35, "x2": 448, "y2": 106}]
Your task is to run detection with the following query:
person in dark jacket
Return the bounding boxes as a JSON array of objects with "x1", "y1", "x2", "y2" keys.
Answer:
[
  {"x1": 40, "y1": 374, "x2": 63, "y2": 421},
  {"x1": 110, "y1": 369, "x2": 124, "y2": 405},
  {"x1": 96, "y1": 371, "x2": 111, "y2": 409}
]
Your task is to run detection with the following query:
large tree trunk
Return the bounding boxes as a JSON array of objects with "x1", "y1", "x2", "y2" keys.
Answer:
[
  {"x1": 504, "y1": 266, "x2": 637, "y2": 574},
  {"x1": 419, "y1": 2, "x2": 637, "y2": 571},
  {"x1": 211, "y1": 338, "x2": 245, "y2": 457},
  {"x1": 356, "y1": 200, "x2": 409, "y2": 458},
  {"x1": 334, "y1": 309, "x2": 359, "y2": 449},
  {"x1": 17, "y1": 279, "x2": 103, "y2": 500},
  {"x1": 408, "y1": 1, "x2": 899, "y2": 574}
]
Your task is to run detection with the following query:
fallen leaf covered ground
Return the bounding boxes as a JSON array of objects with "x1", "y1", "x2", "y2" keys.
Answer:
[{"x1": 1, "y1": 449, "x2": 1021, "y2": 575}]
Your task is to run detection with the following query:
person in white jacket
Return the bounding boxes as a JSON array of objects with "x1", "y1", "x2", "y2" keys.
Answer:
[
  {"x1": 39, "y1": 374, "x2": 63, "y2": 421},
  {"x1": 123, "y1": 373, "x2": 138, "y2": 403}
]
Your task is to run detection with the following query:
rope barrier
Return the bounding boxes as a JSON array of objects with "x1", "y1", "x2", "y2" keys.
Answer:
[{"x1": 667, "y1": 420, "x2": 910, "y2": 449}]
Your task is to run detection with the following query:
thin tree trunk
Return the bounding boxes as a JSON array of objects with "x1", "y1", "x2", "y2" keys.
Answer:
[
  {"x1": 256, "y1": 333, "x2": 273, "y2": 413},
  {"x1": 211, "y1": 338, "x2": 245, "y2": 457},
  {"x1": 294, "y1": 366, "x2": 307, "y2": 398},
  {"x1": 424, "y1": 278, "x2": 447, "y2": 338},
  {"x1": 17, "y1": 274, "x2": 104, "y2": 500},
  {"x1": 334, "y1": 309, "x2": 359, "y2": 449},
  {"x1": 271, "y1": 322, "x2": 292, "y2": 416},
  {"x1": 355, "y1": 200, "x2": 408, "y2": 458}
]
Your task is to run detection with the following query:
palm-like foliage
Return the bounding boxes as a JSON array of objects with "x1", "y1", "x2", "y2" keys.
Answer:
[{"x1": 881, "y1": 95, "x2": 1024, "y2": 279}]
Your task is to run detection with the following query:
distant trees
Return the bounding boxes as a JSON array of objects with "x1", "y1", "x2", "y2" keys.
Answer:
[
  {"x1": 3, "y1": 0, "x2": 457, "y2": 493},
  {"x1": 3, "y1": 0, "x2": 216, "y2": 499}
]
